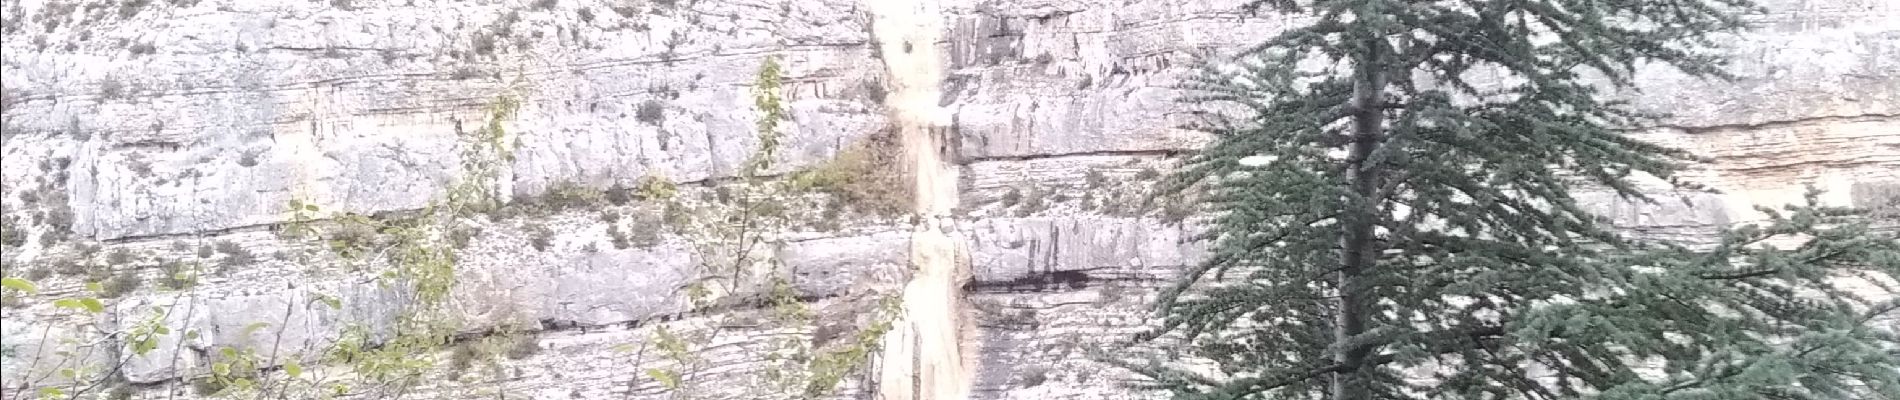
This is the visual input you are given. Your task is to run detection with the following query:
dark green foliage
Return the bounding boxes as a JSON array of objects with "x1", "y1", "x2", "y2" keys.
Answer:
[
  {"x1": 0, "y1": 215, "x2": 22, "y2": 247},
  {"x1": 215, "y1": 240, "x2": 255, "y2": 268},
  {"x1": 51, "y1": 258, "x2": 82, "y2": 276},
  {"x1": 1000, "y1": 188, "x2": 1022, "y2": 208},
  {"x1": 1019, "y1": 365, "x2": 1052, "y2": 387},
  {"x1": 106, "y1": 248, "x2": 137, "y2": 265},
  {"x1": 23, "y1": 267, "x2": 51, "y2": 281},
  {"x1": 527, "y1": 224, "x2": 553, "y2": 252},
  {"x1": 449, "y1": 224, "x2": 480, "y2": 250},
  {"x1": 190, "y1": 377, "x2": 224, "y2": 396},
  {"x1": 504, "y1": 334, "x2": 541, "y2": 359},
  {"x1": 100, "y1": 269, "x2": 141, "y2": 298},
  {"x1": 117, "y1": 0, "x2": 148, "y2": 19},
  {"x1": 637, "y1": 100, "x2": 666, "y2": 125},
  {"x1": 1119, "y1": 0, "x2": 1900, "y2": 399},
  {"x1": 158, "y1": 259, "x2": 198, "y2": 290},
  {"x1": 662, "y1": 202, "x2": 691, "y2": 228},
  {"x1": 606, "y1": 184, "x2": 636, "y2": 205},
  {"x1": 106, "y1": 385, "x2": 134, "y2": 400}
]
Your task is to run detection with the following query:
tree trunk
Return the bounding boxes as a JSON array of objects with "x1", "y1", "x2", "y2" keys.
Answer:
[{"x1": 1331, "y1": 37, "x2": 1388, "y2": 400}]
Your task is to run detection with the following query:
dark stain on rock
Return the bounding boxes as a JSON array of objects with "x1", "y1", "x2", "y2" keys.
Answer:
[{"x1": 964, "y1": 269, "x2": 1093, "y2": 293}]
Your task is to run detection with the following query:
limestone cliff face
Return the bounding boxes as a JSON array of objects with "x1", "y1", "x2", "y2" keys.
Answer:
[{"x1": 0, "y1": 0, "x2": 1895, "y2": 399}]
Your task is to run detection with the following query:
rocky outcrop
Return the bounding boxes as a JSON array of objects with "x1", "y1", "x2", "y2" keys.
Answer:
[{"x1": 1, "y1": 0, "x2": 1895, "y2": 398}]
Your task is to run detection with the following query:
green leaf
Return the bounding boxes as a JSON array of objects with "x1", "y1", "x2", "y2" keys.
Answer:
[
  {"x1": 86, "y1": 282, "x2": 103, "y2": 293},
  {"x1": 155, "y1": 325, "x2": 170, "y2": 335},
  {"x1": 285, "y1": 362, "x2": 303, "y2": 378},
  {"x1": 134, "y1": 337, "x2": 159, "y2": 356},
  {"x1": 211, "y1": 362, "x2": 231, "y2": 376},
  {"x1": 37, "y1": 387, "x2": 62, "y2": 399},
  {"x1": 305, "y1": 204, "x2": 320, "y2": 212},
  {"x1": 79, "y1": 298, "x2": 105, "y2": 313},
  {"x1": 242, "y1": 322, "x2": 271, "y2": 337},
  {"x1": 52, "y1": 298, "x2": 84, "y2": 310},
  {"x1": 319, "y1": 295, "x2": 342, "y2": 310},
  {"x1": 645, "y1": 368, "x2": 681, "y2": 389},
  {"x1": 186, "y1": 329, "x2": 201, "y2": 340},
  {"x1": 0, "y1": 277, "x2": 35, "y2": 294},
  {"x1": 288, "y1": 200, "x2": 303, "y2": 209}
]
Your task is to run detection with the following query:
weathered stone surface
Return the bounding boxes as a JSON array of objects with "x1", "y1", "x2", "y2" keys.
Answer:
[
  {"x1": 0, "y1": 311, "x2": 117, "y2": 388},
  {"x1": 0, "y1": 0, "x2": 889, "y2": 242},
  {"x1": 964, "y1": 217, "x2": 1200, "y2": 283},
  {"x1": 109, "y1": 278, "x2": 410, "y2": 383},
  {"x1": 1, "y1": 0, "x2": 1895, "y2": 397},
  {"x1": 780, "y1": 230, "x2": 911, "y2": 298}
]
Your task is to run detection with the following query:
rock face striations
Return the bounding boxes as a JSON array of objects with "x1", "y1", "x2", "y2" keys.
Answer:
[{"x1": 0, "y1": 0, "x2": 1895, "y2": 399}]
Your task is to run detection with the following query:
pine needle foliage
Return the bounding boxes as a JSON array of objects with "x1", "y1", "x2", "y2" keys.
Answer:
[{"x1": 1120, "y1": 0, "x2": 1900, "y2": 398}]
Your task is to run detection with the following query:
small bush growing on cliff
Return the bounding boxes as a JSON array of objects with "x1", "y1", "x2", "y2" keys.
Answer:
[
  {"x1": 546, "y1": 181, "x2": 605, "y2": 209},
  {"x1": 99, "y1": 269, "x2": 142, "y2": 298},
  {"x1": 23, "y1": 267, "x2": 51, "y2": 281},
  {"x1": 189, "y1": 378, "x2": 224, "y2": 397},
  {"x1": 215, "y1": 240, "x2": 255, "y2": 268},
  {"x1": 470, "y1": 32, "x2": 498, "y2": 56},
  {"x1": 51, "y1": 257, "x2": 85, "y2": 276},
  {"x1": 508, "y1": 181, "x2": 608, "y2": 216},
  {"x1": 526, "y1": 224, "x2": 553, "y2": 251},
  {"x1": 326, "y1": 219, "x2": 381, "y2": 259},
  {"x1": 0, "y1": 215, "x2": 23, "y2": 248},
  {"x1": 611, "y1": 5, "x2": 639, "y2": 18},
  {"x1": 106, "y1": 248, "x2": 137, "y2": 265},
  {"x1": 636, "y1": 100, "x2": 666, "y2": 125},
  {"x1": 504, "y1": 334, "x2": 541, "y2": 359},
  {"x1": 787, "y1": 131, "x2": 909, "y2": 217},
  {"x1": 158, "y1": 260, "x2": 198, "y2": 290},
  {"x1": 117, "y1": 0, "x2": 148, "y2": 19},
  {"x1": 634, "y1": 175, "x2": 677, "y2": 201},
  {"x1": 98, "y1": 76, "x2": 127, "y2": 100},
  {"x1": 999, "y1": 188, "x2": 1022, "y2": 208},
  {"x1": 1017, "y1": 365, "x2": 1051, "y2": 388},
  {"x1": 445, "y1": 341, "x2": 480, "y2": 380},
  {"x1": 605, "y1": 184, "x2": 636, "y2": 205},
  {"x1": 1013, "y1": 187, "x2": 1047, "y2": 217},
  {"x1": 448, "y1": 224, "x2": 480, "y2": 249}
]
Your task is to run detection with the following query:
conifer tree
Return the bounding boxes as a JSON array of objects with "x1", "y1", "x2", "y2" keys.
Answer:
[{"x1": 1123, "y1": 0, "x2": 1900, "y2": 398}]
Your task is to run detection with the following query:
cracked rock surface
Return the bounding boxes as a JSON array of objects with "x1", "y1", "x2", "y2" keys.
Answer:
[{"x1": 1, "y1": 0, "x2": 1895, "y2": 398}]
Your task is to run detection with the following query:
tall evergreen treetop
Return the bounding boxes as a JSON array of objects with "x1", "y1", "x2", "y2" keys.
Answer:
[{"x1": 1121, "y1": 0, "x2": 1900, "y2": 398}]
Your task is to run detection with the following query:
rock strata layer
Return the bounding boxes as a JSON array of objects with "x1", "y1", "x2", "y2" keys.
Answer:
[{"x1": 1, "y1": 0, "x2": 1895, "y2": 398}]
